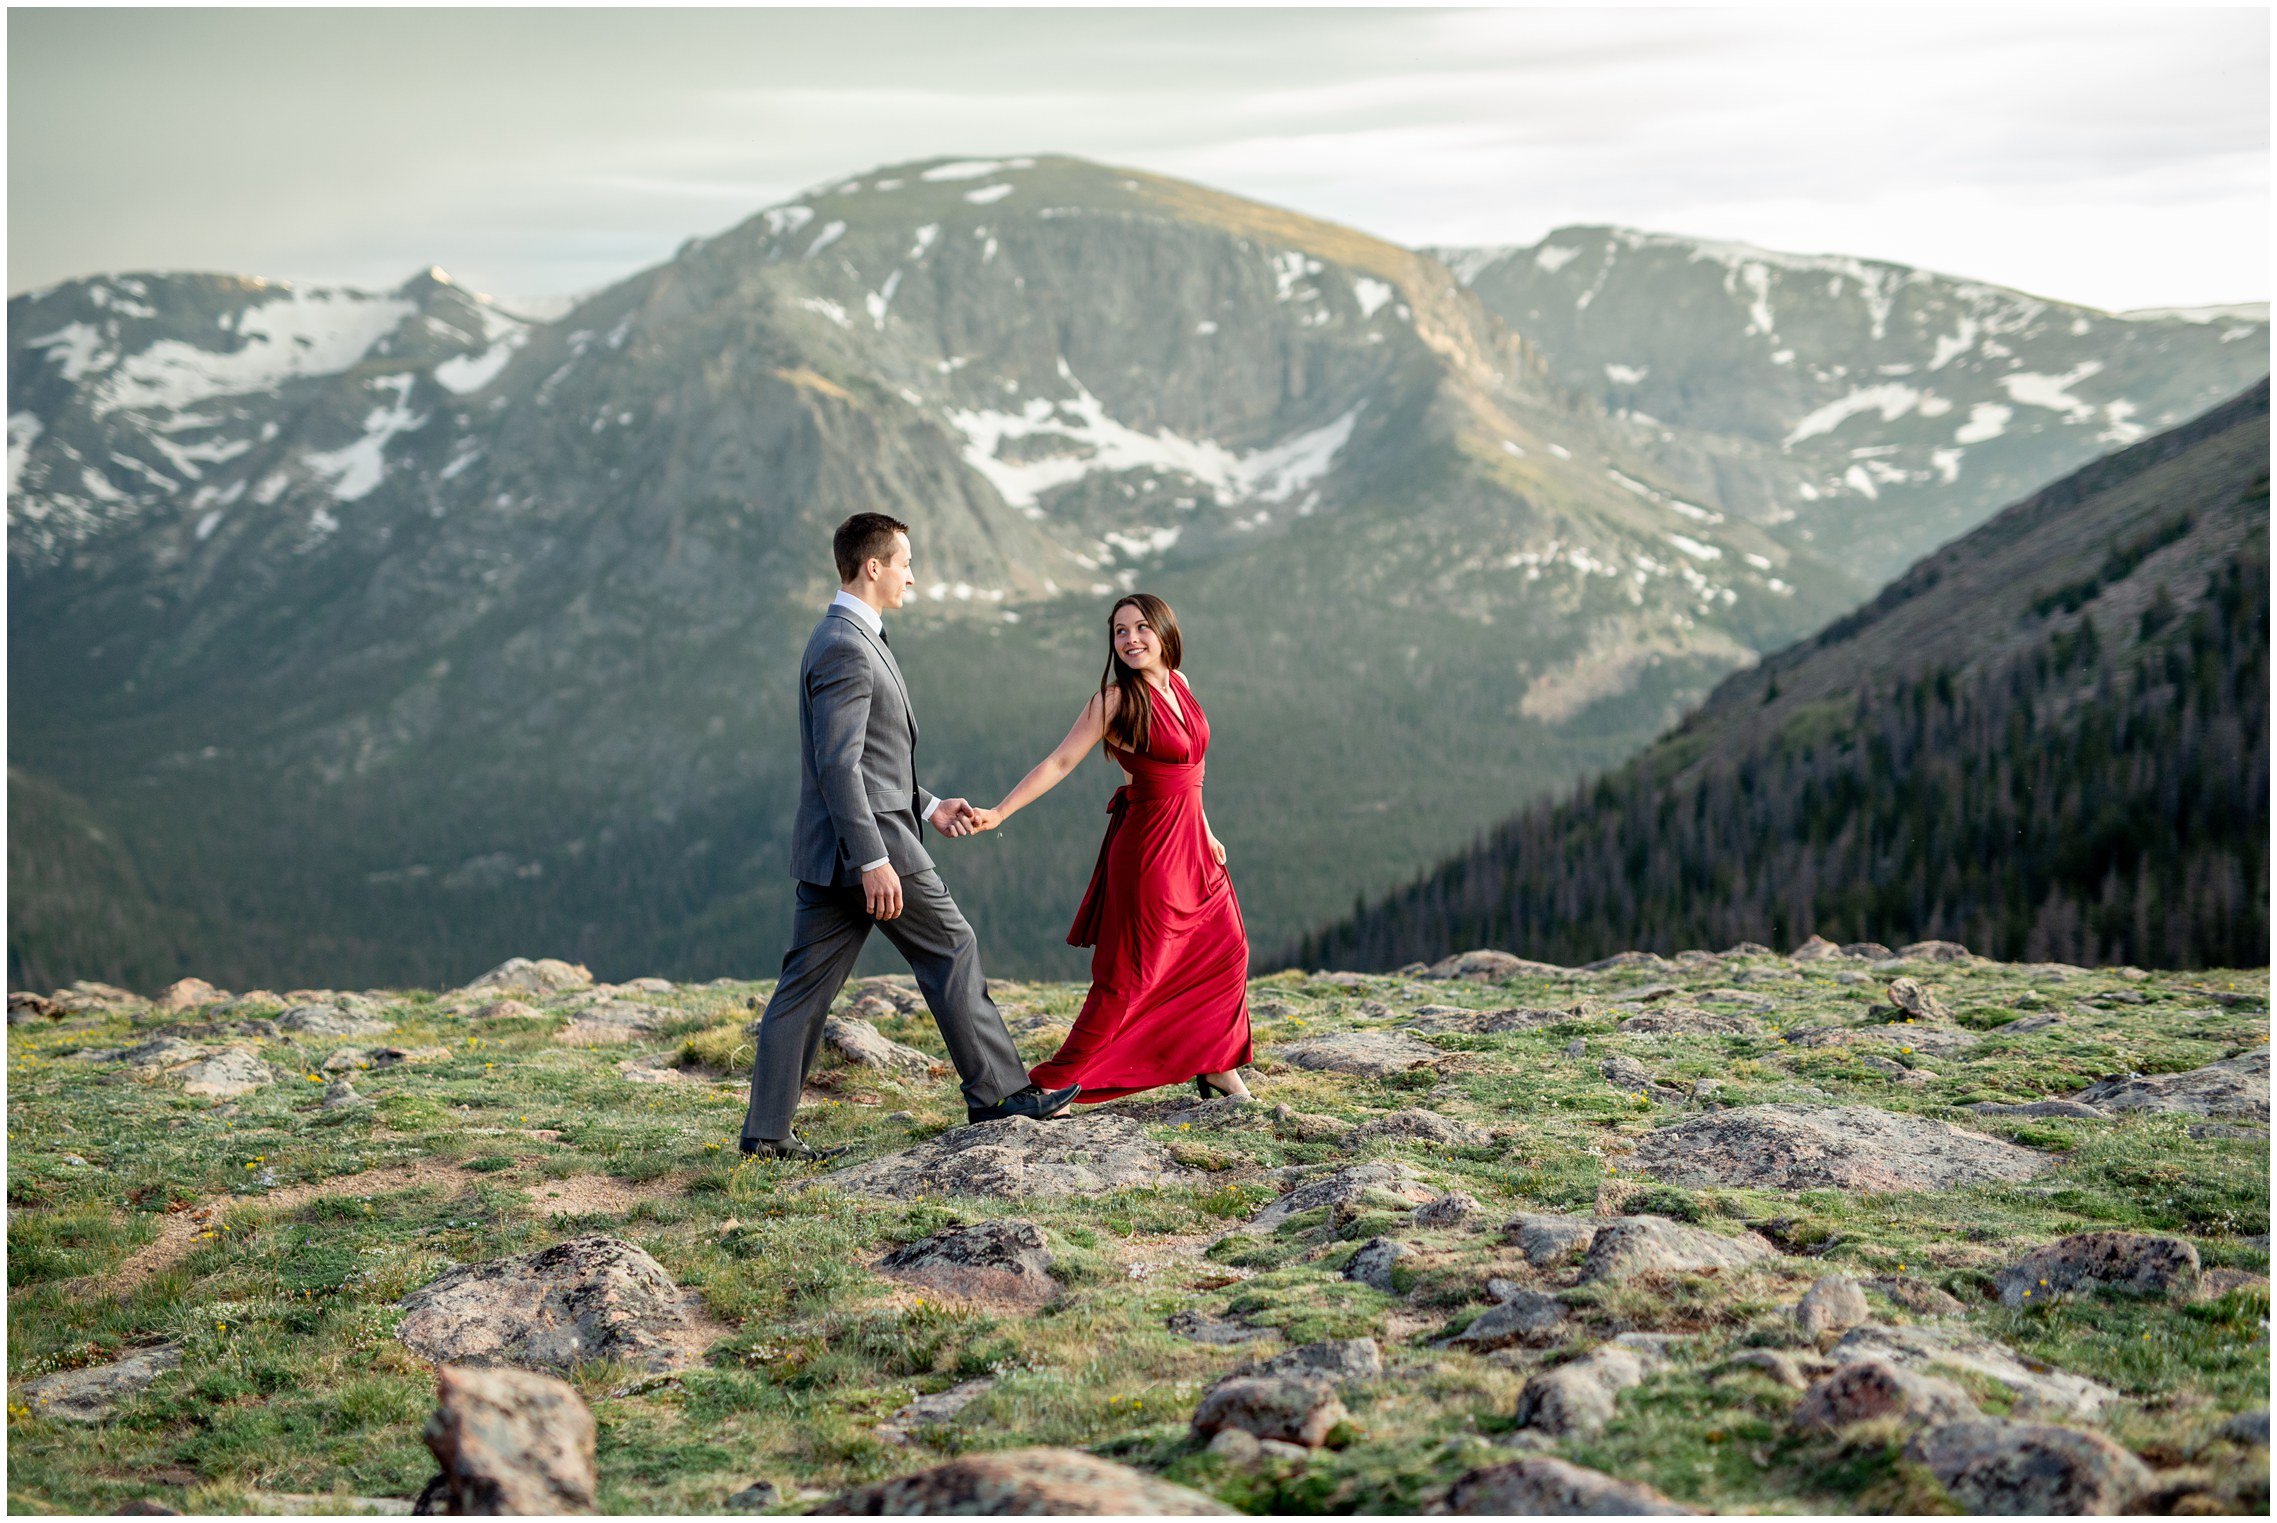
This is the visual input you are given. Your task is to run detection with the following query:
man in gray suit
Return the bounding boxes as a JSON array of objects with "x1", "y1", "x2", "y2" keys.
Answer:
[{"x1": 740, "y1": 512, "x2": 1080, "y2": 1158}]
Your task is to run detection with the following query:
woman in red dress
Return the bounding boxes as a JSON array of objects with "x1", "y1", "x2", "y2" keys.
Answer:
[{"x1": 969, "y1": 593, "x2": 1254, "y2": 1101}]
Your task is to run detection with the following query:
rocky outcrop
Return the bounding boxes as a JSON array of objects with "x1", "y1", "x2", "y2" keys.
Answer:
[
  {"x1": 1967, "y1": 1100, "x2": 2109, "y2": 1119},
  {"x1": 552, "y1": 1001, "x2": 673, "y2": 1045},
  {"x1": 1618, "y1": 1008, "x2": 1763, "y2": 1036},
  {"x1": 2072, "y1": 1051, "x2": 2269, "y2": 1120},
  {"x1": 876, "y1": 1220, "x2": 1058, "y2": 1306},
  {"x1": 1577, "y1": 1216, "x2": 1777, "y2": 1283},
  {"x1": 155, "y1": 978, "x2": 225, "y2": 1012},
  {"x1": 419, "y1": 1365, "x2": 598, "y2": 1514},
  {"x1": 1276, "y1": 1030, "x2": 1442, "y2": 1077},
  {"x1": 1348, "y1": 1109, "x2": 1489, "y2": 1148},
  {"x1": 16, "y1": 1345, "x2": 181, "y2": 1422},
  {"x1": 465, "y1": 958, "x2": 593, "y2": 996},
  {"x1": 1790, "y1": 1359, "x2": 1979, "y2": 1432},
  {"x1": 1412, "y1": 1191, "x2": 1482, "y2": 1228},
  {"x1": 1192, "y1": 1372, "x2": 1348, "y2": 1448},
  {"x1": 1166, "y1": 1310, "x2": 1275, "y2": 1346},
  {"x1": 176, "y1": 1049, "x2": 276, "y2": 1098},
  {"x1": 1634, "y1": 1106, "x2": 2051, "y2": 1191},
  {"x1": 1994, "y1": 1232, "x2": 2200, "y2": 1307},
  {"x1": 813, "y1": 1449, "x2": 1233, "y2": 1514},
  {"x1": 1506, "y1": 1213, "x2": 1599, "y2": 1268},
  {"x1": 1906, "y1": 1419, "x2": 2151, "y2": 1514},
  {"x1": 1831, "y1": 1323, "x2": 2114, "y2": 1421},
  {"x1": 1449, "y1": 1289, "x2": 1569, "y2": 1351},
  {"x1": 396, "y1": 1235, "x2": 718, "y2": 1374},
  {"x1": 824, "y1": 1114, "x2": 1190, "y2": 1201},
  {"x1": 1437, "y1": 1456, "x2": 1701, "y2": 1515},
  {"x1": 1342, "y1": 1237, "x2": 1414, "y2": 1292},
  {"x1": 1237, "y1": 1338, "x2": 1383, "y2": 1387},
  {"x1": 1422, "y1": 950, "x2": 1569, "y2": 980},
  {"x1": 279, "y1": 1002, "x2": 394, "y2": 1037},
  {"x1": 1247, "y1": 1162, "x2": 1440, "y2": 1230}
]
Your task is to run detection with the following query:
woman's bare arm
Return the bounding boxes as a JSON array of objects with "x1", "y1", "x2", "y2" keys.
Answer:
[{"x1": 977, "y1": 692, "x2": 1111, "y2": 827}]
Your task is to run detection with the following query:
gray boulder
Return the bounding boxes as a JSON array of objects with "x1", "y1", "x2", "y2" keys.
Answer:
[
  {"x1": 877, "y1": 1220, "x2": 1057, "y2": 1306},
  {"x1": 396, "y1": 1235, "x2": 717, "y2": 1374},
  {"x1": 876, "y1": 1378, "x2": 994, "y2": 1446},
  {"x1": 1831, "y1": 1323, "x2": 2114, "y2": 1421},
  {"x1": 1192, "y1": 1372, "x2": 1348, "y2": 1448},
  {"x1": 825, "y1": 1113, "x2": 1190, "y2": 1201},
  {"x1": 1794, "y1": 1274, "x2": 1871, "y2": 1337},
  {"x1": 1437, "y1": 1456, "x2": 1700, "y2": 1515},
  {"x1": 1247, "y1": 1161, "x2": 1439, "y2": 1230},
  {"x1": 2072, "y1": 1050, "x2": 2269, "y2": 1121},
  {"x1": 278, "y1": 1003, "x2": 394, "y2": 1037},
  {"x1": 1241, "y1": 1338, "x2": 1384, "y2": 1387},
  {"x1": 1577, "y1": 1216, "x2": 1776, "y2": 1284},
  {"x1": 1166, "y1": 1310, "x2": 1275, "y2": 1346},
  {"x1": 1618, "y1": 1008, "x2": 1764, "y2": 1036},
  {"x1": 2222, "y1": 1410, "x2": 2270, "y2": 1447},
  {"x1": 1995, "y1": 1232, "x2": 2201, "y2": 1307},
  {"x1": 1342, "y1": 1237, "x2": 1414, "y2": 1292},
  {"x1": 1512, "y1": 1345, "x2": 1653, "y2": 1437},
  {"x1": 1967, "y1": 1100, "x2": 2108, "y2": 1119},
  {"x1": 813, "y1": 1448, "x2": 1233, "y2": 1514},
  {"x1": 552, "y1": 1000, "x2": 673, "y2": 1045},
  {"x1": 17, "y1": 1345, "x2": 181, "y2": 1423},
  {"x1": 1422, "y1": 950, "x2": 1569, "y2": 980},
  {"x1": 1897, "y1": 941, "x2": 1975, "y2": 962},
  {"x1": 1449, "y1": 1290, "x2": 1569, "y2": 1351},
  {"x1": 1634, "y1": 1105, "x2": 2051, "y2": 1191},
  {"x1": 1906, "y1": 1419, "x2": 2151, "y2": 1514},
  {"x1": 420, "y1": 1364, "x2": 597, "y2": 1515},
  {"x1": 177, "y1": 1049, "x2": 276, "y2": 1099},
  {"x1": 722, "y1": 1481, "x2": 781, "y2": 1512},
  {"x1": 1505, "y1": 1213, "x2": 1599, "y2": 1268},
  {"x1": 1413, "y1": 1191, "x2": 1483, "y2": 1228},
  {"x1": 465, "y1": 958, "x2": 593, "y2": 996},
  {"x1": 1348, "y1": 1109, "x2": 1489, "y2": 1148},
  {"x1": 1790, "y1": 1359, "x2": 1979, "y2": 1432},
  {"x1": 1863, "y1": 1275, "x2": 1967, "y2": 1317},
  {"x1": 1277, "y1": 1030, "x2": 1442, "y2": 1078},
  {"x1": 1886, "y1": 977, "x2": 1954, "y2": 1021},
  {"x1": 822, "y1": 1016, "x2": 937, "y2": 1075}
]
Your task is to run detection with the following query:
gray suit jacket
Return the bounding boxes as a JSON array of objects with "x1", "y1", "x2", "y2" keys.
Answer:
[{"x1": 792, "y1": 605, "x2": 940, "y2": 886}]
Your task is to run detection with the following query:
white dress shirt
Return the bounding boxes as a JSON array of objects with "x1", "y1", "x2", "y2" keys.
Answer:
[{"x1": 829, "y1": 591, "x2": 948, "y2": 871}]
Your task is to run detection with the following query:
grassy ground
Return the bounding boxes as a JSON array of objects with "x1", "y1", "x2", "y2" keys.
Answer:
[{"x1": 6, "y1": 955, "x2": 2268, "y2": 1514}]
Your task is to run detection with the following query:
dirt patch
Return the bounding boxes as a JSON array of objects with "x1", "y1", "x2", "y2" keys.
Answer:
[{"x1": 525, "y1": 1172, "x2": 688, "y2": 1219}]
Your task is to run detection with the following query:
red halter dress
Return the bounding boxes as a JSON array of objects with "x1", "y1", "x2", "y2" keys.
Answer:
[{"x1": 1029, "y1": 671, "x2": 1253, "y2": 1100}]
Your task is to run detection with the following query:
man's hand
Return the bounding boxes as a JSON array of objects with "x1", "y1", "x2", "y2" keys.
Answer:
[
  {"x1": 862, "y1": 862, "x2": 904, "y2": 921},
  {"x1": 929, "y1": 797, "x2": 979, "y2": 838}
]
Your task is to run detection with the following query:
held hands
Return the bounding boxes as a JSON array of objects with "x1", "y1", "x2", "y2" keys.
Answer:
[{"x1": 928, "y1": 798, "x2": 1004, "y2": 837}]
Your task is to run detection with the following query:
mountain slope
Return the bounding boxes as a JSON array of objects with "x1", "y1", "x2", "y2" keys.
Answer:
[
  {"x1": 9, "y1": 157, "x2": 1855, "y2": 989},
  {"x1": 1297, "y1": 379, "x2": 2270, "y2": 971},
  {"x1": 1430, "y1": 229, "x2": 2269, "y2": 584}
]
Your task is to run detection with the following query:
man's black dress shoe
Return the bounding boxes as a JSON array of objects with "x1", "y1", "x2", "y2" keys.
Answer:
[
  {"x1": 966, "y1": 1082, "x2": 1080, "y2": 1124},
  {"x1": 738, "y1": 1133, "x2": 849, "y2": 1161}
]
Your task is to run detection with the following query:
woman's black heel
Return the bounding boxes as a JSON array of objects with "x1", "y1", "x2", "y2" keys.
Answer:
[{"x1": 1196, "y1": 1074, "x2": 1237, "y2": 1099}]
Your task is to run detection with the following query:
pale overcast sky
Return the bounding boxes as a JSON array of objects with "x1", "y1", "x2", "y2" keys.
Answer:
[{"x1": 8, "y1": 7, "x2": 2269, "y2": 312}]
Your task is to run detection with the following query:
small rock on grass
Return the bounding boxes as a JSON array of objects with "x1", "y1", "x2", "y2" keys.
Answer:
[
  {"x1": 815, "y1": 1449, "x2": 1236, "y2": 1513},
  {"x1": 396, "y1": 1235, "x2": 713, "y2": 1374},
  {"x1": 1832, "y1": 1323, "x2": 2114, "y2": 1421},
  {"x1": 1166, "y1": 1310, "x2": 1274, "y2": 1346},
  {"x1": 1512, "y1": 1343, "x2": 1662, "y2": 1437},
  {"x1": 420, "y1": 1364, "x2": 597, "y2": 1515},
  {"x1": 1906, "y1": 1418, "x2": 2151, "y2": 1515},
  {"x1": 876, "y1": 1378, "x2": 994, "y2": 1445},
  {"x1": 1437, "y1": 1455, "x2": 1701, "y2": 1515},
  {"x1": 2072, "y1": 1051, "x2": 2269, "y2": 1121},
  {"x1": 1349, "y1": 1109, "x2": 1489, "y2": 1147},
  {"x1": 1450, "y1": 1290, "x2": 1568, "y2": 1351},
  {"x1": 1343, "y1": 1237, "x2": 1413, "y2": 1292},
  {"x1": 1791, "y1": 1359, "x2": 1979, "y2": 1432},
  {"x1": 722, "y1": 1480, "x2": 781, "y2": 1512},
  {"x1": 1413, "y1": 1191, "x2": 1482, "y2": 1227},
  {"x1": 18, "y1": 1345, "x2": 181, "y2": 1423},
  {"x1": 2222, "y1": 1410, "x2": 2270, "y2": 1447},
  {"x1": 1634, "y1": 1105, "x2": 2049, "y2": 1192},
  {"x1": 1864, "y1": 1275, "x2": 1966, "y2": 1317},
  {"x1": 1887, "y1": 977, "x2": 1953, "y2": 1021},
  {"x1": 1192, "y1": 1372, "x2": 1349, "y2": 1448},
  {"x1": 1995, "y1": 1231, "x2": 2200, "y2": 1307},
  {"x1": 1505, "y1": 1212, "x2": 1598, "y2": 1268},
  {"x1": 177, "y1": 1049, "x2": 276, "y2": 1098},
  {"x1": 1238, "y1": 1338, "x2": 1383, "y2": 1386},
  {"x1": 1793, "y1": 1274, "x2": 1871, "y2": 1337},
  {"x1": 822, "y1": 1015, "x2": 937, "y2": 1074},
  {"x1": 876, "y1": 1219, "x2": 1057, "y2": 1306},
  {"x1": 1578, "y1": 1215, "x2": 1776, "y2": 1283}
]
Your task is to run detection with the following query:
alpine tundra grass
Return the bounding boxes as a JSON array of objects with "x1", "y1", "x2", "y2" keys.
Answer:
[{"x1": 6, "y1": 952, "x2": 2268, "y2": 1513}]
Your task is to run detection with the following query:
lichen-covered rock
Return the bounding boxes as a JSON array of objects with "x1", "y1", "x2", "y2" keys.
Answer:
[
  {"x1": 1618, "y1": 1008, "x2": 1764, "y2": 1036},
  {"x1": 1505, "y1": 1212, "x2": 1599, "y2": 1268},
  {"x1": 1906, "y1": 1419, "x2": 2151, "y2": 1514},
  {"x1": 877, "y1": 1220, "x2": 1057, "y2": 1306},
  {"x1": 177, "y1": 1049, "x2": 276, "y2": 1098},
  {"x1": 1864, "y1": 1275, "x2": 1967, "y2": 1317},
  {"x1": 1578, "y1": 1215, "x2": 1777, "y2": 1283},
  {"x1": 1342, "y1": 1236, "x2": 1414, "y2": 1292},
  {"x1": 1276, "y1": 1030, "x2": 1442, "y2": 1077},
  {"x1": 1790, "y1": 935, "x2": 1842, "y2": 960},
  {"x1": 1791, "y1": 1359, "x2": 1979, "y2": 1432},
  {"x1": 1995, "y1": 1232, "x2": 2200, "y2": 1307},
  {"x1": 1967, "y1": 1100, "x2": 2108, "y2": 1119},
  {"x1": 1512, "y1": 1345, "x2": 1650, "y2": 1437},
  {"x1": 1785, "y1": 1022, "x2": 1980, "y2": 1057},
  {"x1": 552, "y1": 1000, "x2": 673, "y2": 1045},
  {"x1": 813, "y1": 1448, "x2": 1234, "y2": 1514},
  {"x1": 822, "y1": 1015, "x2": 939, "y2": 1075},
  {"x1": 876, "y1": 1378, "x2": 995, "y2": 1446},
  {"x1": 824, "y1": 1114, "x2": 1189, "y2": 1201},
  {"x1": 2072, "y1": 1051, "x2": 2269, "y2": 1121},
  {"x1": 1634, "y1": 1105, "x2": 2051, "y2": 1191},
  {"x1": 1349, "y1": 1109, "x2": 1489, "y2": 1148},
  {"x1": 154, "y1": 978, "x2": 225, "y2": 1013},
  {"x1": 1832, "y1": 1323, "x2": 2114, "y2": 1421},
  {"x1": 1437, "y1": 1455, "x2": 1701, "y2": 1515},
  {"x1": 1240, "y1": 1338, "x2": 1383, "y2": 1387},
  {"x1": 17, "y1": 1345, "x2": 181, "y2": 1423},
  {"x1": 1887, "y1": 977, "x2": 1953, "y2": 1021},
  {"x1": 420, "y1": 1364, "x2": 597, "y2": 1514},
  {"x1": 1247, "y1": 1161, "x2": 1439, "y2": 1230},
  {"x1": 1413, "y1": 1191, "x2": 1482, "y2": 1228},
  {"x1": 1794, "y1": 1274, "x2": 1871, "y2": 1337},
  {"x1": 1450, "y1": 1289, "x2": 1569, "y2": 1351},
  {"x1": 1405, "y1": 1006, "x2": 1566, "y2": 1035},
  {"x1": 1166, "y1": 1310, "x2": 1275, "y2": 1346},
  {"x1": 1422, "y1": 949, "x2": 1569, "y2": 980},
  {"x1": 278, "y1": 1003, "x2": 394, "y2": 1037},
  {"x1": 465, "y1": 957, "x2": 593, "y2": 996},
  {"x1": 396, "y1": 1235, "x2": 718, "y2": 1374},
  {"x1": 1192, "y1": 1372, "x2": 1348, "y2": 1447}
]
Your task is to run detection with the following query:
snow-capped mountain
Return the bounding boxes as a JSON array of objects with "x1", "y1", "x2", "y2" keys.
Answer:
[{"x1": 1430, "y1": 228, "x2": 2268, "y2": 581}]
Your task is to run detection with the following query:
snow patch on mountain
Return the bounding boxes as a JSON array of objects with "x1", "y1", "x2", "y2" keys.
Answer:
[
  {"x1": 945, "y1": 360, "x2": 1360, "y2": 514},
  {"x1": 303, "y1": 375, "x2": 425, "y2": 502},
  {"x1": 86, "y1": 288, "x2": 412, "y2": 417}
]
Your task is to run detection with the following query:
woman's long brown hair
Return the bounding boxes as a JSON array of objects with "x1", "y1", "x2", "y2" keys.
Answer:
[{"x1": 1100, "y1": 593, "x2": 1184, "y2": 755}]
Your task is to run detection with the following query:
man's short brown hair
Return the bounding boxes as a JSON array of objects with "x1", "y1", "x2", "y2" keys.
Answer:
[{"x1": 833, "y1": 512, "x2": 910, "y2": 583}]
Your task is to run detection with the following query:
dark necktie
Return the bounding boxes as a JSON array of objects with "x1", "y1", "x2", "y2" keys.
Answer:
[{"x1": 878, "y1": 626, "x2": 890, "y2": 647}]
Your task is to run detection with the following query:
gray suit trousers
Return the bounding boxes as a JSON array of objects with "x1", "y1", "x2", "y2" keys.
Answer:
[{"x1": 741, "y1": 869, "x2": 1029, "y2": 1141}]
